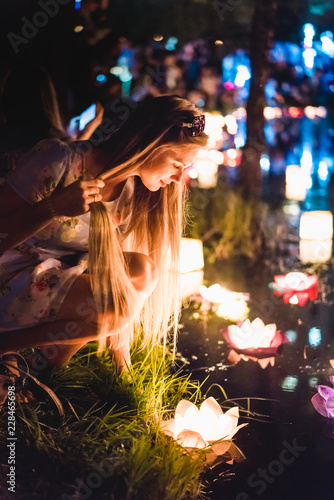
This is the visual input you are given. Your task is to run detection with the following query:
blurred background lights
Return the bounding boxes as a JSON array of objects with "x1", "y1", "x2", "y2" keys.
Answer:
[
  {"x1": 308, "y1": 327, "x2": 322, "y2": 347},
  {"x1": 225, "y1": 114, "x2": 238, "y2": 135},
  {"x1": 96, "y1": 74, "x2": 107, "y2": 83},
  {"x1": 285, "y1": 330, "x2": 297, "y2": 343},
  {"x1": 281, "y1": 375, "x2": 298, "y2": 392},
  {"x1": 300, "y1": 150, "x2": 313, "y2": 174},
  {"x1": 318, "y1": 161, "x2": 329, "y2": 181},
  {"x1": 234, "y1": 65, "x2": 251, "y2": 88},
  {"x1": 260, "y1": 154, "x2": 270, "y2": 172},
  {"x1": 302, "y1": 48, "x2": 316, "y2": 70},
  {"x1": 208, "y1": 149, "x2": 225, "y2": 164},
  {"x1": 303, "y1": 23, "x2": 315, "y2": 38},
  {"x1": 187, "y1": 168, "x2": 198, "y2": 180},
  {"x1": 110, "y1": 66, "x2": 123, "y2": 76},
  {"x1": 320, "y1": 31, "x2": 334, "y2": 57},
  {"x1": 153, "y1": 34, "x2": 163, "y2": 42},
  {"x1": 226, "y1": 148, "x2": 238, "y2": 160},
  {"x1": 308, "y1": 377, "x2": 319, "y2": 388},
  {"x1": 204, "y1": 113, "x2": 224, "y2": 147},
  {"x1": 215, "y1": 40, "x2": 223, "y2": 46},
  {"x1": 165, "y1": 37, "x2": 178, "y2": 51},
  {"x1": 74, "y1": 25, "x2": 84, "y2": 33}
]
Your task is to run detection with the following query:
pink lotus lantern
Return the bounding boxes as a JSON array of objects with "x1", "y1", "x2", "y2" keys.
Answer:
[
  {"x1": 161, "y1": 397, "x2": 247, "y2": 465},
  {"x1": 271, "y1": 272, "x2": 318, "y2": 306},
  {"x1": 223, "y1": 318, "x2": 288, "y2": 369}
]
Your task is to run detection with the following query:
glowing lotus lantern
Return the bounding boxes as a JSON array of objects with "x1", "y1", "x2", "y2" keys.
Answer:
[
  {"x1": 179, "y1": 238, "x2": 204, "y2": 298},
  {"x1": 199, "y1": 284, "x2": 249, "y2": 322},
  {"x1": 311, "y1": 376, "x2": 334, "y2": 419},
  {"x1": 299, "y1": 211, "x2": 333, "y2": 263},
  {"x1": 161, "y1": 397, "x2": 247, "y2": 464},
  {"x1": 223, "y1": 318, "x2": 288, "y2": 369},
  {"x1": 271, "y1": 272, "x2": 318, "y2": 306},
  {"x1": 285, "y1": 165, "x2": 307, "y2": 201}
]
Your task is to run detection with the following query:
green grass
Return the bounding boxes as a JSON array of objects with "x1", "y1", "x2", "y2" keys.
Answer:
[
  {"x1": 0, "y1": 343, "x2": 210, "y2": 500},
  {"x1": 186, "y1": 185, "x2": 266, "y2": 262}
]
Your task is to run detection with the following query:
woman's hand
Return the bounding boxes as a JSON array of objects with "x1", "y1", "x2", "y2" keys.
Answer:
[{"x1": 49, "y1": 178, "x2": 105, "y2": 217}]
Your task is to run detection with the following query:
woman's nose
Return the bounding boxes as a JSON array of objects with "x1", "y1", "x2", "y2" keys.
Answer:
[{"x1": 171, "y1": 171, "x2": 183, "y2": 184}]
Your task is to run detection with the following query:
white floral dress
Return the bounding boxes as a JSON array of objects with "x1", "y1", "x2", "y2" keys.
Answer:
[{"x1": 0, "y1": 138, "x2": 134, "y2": 332}]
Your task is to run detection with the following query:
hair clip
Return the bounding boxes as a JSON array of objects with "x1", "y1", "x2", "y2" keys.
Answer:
[{"x1": 178, "y1": 115, "x2": 205, "y2": 136}]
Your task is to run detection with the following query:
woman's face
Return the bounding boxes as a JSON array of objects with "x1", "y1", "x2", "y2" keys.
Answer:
[{"x1": 138, "y1": 147, "x2": 199, "y2": 192}]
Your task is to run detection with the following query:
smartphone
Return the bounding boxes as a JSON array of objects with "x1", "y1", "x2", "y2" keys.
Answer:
[{"x1": 68, "y1": 104, "x2": 97, "y2": 135}]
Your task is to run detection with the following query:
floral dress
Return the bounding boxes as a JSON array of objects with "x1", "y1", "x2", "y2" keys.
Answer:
[{"x1": 0, "y1": 138, "x2": 134, "y2": 332}]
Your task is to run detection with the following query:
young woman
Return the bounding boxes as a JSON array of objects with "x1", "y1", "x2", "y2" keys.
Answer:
[{"x1": 0, "y1": 95, "x2": 207, "y2": 374}]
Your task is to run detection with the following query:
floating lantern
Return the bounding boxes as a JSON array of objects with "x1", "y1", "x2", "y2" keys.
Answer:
[
  {"x1": 161, "y1": 397, "x2": 247, "y2": 464},
  {"x1": 285, "y1": 165, "x2": 307, "y2": 201},
  {"x1": 180, "y1": 270, "x2": 204, "y2": 299},
  {"x1": 179, "y1": 238, "x2": 204, "y2": 297},
  {"x1": 223, "y1": 318, "x2": 288, "y2": 369},
  {"x1": 199, "y1": 284, "x2": 249, "y2": 322},
  {"x1": 180, "y1": 238, "x2": 204, "y2": 274},
  {"x1": 311, "y1": 376, "x2": 334, "y2": 418},
  {"x1": 299, "y1": 211, "x2": 333, "y2": 263},
  {"x1": 271, "y1": 272, "x2": 318, "y2": 306}
]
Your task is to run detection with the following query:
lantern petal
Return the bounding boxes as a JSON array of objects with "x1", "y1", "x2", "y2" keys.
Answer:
[
  {"x1": 311, "y1": 393, "x2": 334, "y2": 418},
  {"x1": 317, "y1": 385, "x2": 334, "y2": 401},
  {"x1": 218, "y1": 413, "x2": 237, "y2": 438},
  {"x1": 225, "y1": 406, "x2": 239, "y2": 419},
  {"x1": 210, "y1": 440, "x2": 232, "y2": 456},
  {"x1": 200, "y1": 397, "x2": 223, "y2": 418},
  {"x1": 258, "y1": 358, "x2": 271, "y2": 369},
  {"x1": 175, "y1": 400, "x2": 198, "y2": 419},
  {"x1": 227, "y1": 442, "x2": 247, "y2": 462},
  {"x1": 228, "y1": 350, "x2": 242, "y2": 363},
  {"x1": 251, "y1": 318, "x2": 265, "y2": 329},
  {"x1": 161, "y1": 419, "x2": 176, "y2": 438},
  {"x1": 225, "y1": 423, "x2": 248, "y2": 440},
  {"x1": 176, "y1": 429, "x2": 207, "y2": 449}
]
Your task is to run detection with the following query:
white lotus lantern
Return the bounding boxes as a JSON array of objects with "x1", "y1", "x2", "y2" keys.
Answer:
[
  {"x1": 299, "y1": 211, "x2": 333, "y2": 263},
  {"x1": 285, "y1": 165, "x2": 307, "y2": 201},
  {"x1": 161, "y1": 397, "x2": 247, "y2": 463}
]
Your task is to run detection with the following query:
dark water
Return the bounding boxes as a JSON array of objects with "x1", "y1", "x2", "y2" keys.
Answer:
[
  {"x1": 178, "y1": 143, "x2": 334, "y2": 500},
  {"x1": 179, "y1": 256, "x2": 334, "y2": 500}
]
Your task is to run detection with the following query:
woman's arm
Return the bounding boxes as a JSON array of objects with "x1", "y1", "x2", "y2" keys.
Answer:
[{"x1": 0, "y1": 179, "x2": 105, "y2": 253}]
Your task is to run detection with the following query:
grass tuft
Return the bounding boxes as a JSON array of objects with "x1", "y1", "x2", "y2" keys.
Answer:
[{"x1": 0, "y1": 342, "x2": 208, "y2": 500}]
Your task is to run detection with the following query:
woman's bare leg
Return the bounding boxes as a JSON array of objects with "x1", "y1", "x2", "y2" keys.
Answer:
[{"x1": 1, "y1": 252, "x2": 159, "y2": 370}]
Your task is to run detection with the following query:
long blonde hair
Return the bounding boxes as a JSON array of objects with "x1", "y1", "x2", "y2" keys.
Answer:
[{"x1": 88, "y1": 96, "x2": 208, "y2": 353}]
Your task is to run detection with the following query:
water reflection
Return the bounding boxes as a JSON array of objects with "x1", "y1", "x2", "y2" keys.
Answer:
[
  {"x1": 308, "y1": 327, "x2": 322, "y2": 346},
  {"x1": 281, "y1": 375, "x2": 299, "y2": 392}
]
